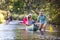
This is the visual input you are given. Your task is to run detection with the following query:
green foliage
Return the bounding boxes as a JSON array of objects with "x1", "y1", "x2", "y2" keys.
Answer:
[
  {"x1": 11, "y1": 13, "x2": 27, "y2": 20},
  {"x1": 0, "y1": 0, "x2": 60, "y2": 24},
  {"x1": 49, "y1": 0, "x2": 60, "y2": 24},
  {"x1": 32, "y1": 14, "x2": 37, "y2": 20}
]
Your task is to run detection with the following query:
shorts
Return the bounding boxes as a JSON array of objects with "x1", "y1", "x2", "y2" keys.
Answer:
[{"x1": 40, "y1": 21, "x2": 47, "y2": 24}]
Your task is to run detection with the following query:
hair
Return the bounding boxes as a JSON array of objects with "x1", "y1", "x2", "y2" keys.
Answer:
[
  {"x1": 38, "y1": 8, "x2": 44, "y2": 14},
  {"x1": 40, "y1": 8, "x2": 44, "y2": 12},
  {"x1": 28, "y1": 16, "x2": 31, "y2": 19}
]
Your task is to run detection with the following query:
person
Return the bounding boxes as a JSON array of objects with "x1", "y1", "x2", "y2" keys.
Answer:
[
  {"x1": 25, "y1": 14, "x2": 34, "y2": 31},
  {"x1": 37, "y1": 9, "x2": 47, "y2": 35},
  {"x1": 28, "y1": 14, "x2": 34, "y2": 25},
  {"x1": 6, "y1": 11, "x2": 12, "y2": 23},
  {"x1": 33, "y1": 19, "x2": 39, "y2": 31},
  {"x1": 23, "y1": 16, "x2": 28, "y2": 25},
  {"x1": 23, "y1": 14, "x2": 33, "y2": 25}
]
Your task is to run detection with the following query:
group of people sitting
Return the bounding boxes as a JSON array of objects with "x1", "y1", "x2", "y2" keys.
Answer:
[{"x1": 23, "y1": 9, "x2": 47, "y2": 35}]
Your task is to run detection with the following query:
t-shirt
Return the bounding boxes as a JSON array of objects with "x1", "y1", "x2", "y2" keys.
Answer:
[
  {"x1": 7, "y1": 16, "x2": 12, "y2": 22},
  {"x1": 28, "y1": 20, "x2": 34, "y2": 25},
  {"x1": 38, "y1": 14, "x2": 46, "y2": 24}
]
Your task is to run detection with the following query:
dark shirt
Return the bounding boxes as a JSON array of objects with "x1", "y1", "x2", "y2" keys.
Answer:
[{"x1": 7, "y1": 16, "x2": 12, "y2": 21}]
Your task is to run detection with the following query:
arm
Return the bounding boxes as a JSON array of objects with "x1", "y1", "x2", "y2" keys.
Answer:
[
  {"x1": 34, "y1": 16, "x2": 40, "y2": 25},
  {"x1": 37, "y1": 16, "x2": 40, "y2": 22}
]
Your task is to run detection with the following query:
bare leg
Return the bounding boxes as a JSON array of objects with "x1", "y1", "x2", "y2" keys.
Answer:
[
  {"x1": 43, "y1": 23, "x2": 47, "y2": 32},
  {"x1": 39, "y1": 23, "x2": 43, "y2": 31},
  {"x1": 39, "y1": 23, "x2": 45, "y2": 35}
]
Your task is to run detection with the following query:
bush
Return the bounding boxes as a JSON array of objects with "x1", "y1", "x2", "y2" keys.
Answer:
[
  {"x1": 11, "y1": 13, "x2": 26, "y2": 20},
  {"x1": 32, "y1": 14, "x2": 37, "y2": 20},
  {"x1": 0, "y1": 13, "x2": 5, "y2": 23},
  {"x1": 51, "y1": 14, "x2": 60, "y2": 25},
  {"x1": 12, "y1": 14, "x2": 18, "y2": 20}
]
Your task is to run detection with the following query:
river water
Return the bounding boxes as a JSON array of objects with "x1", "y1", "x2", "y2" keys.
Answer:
[{"x1": 0, "y1": 21, "x2": 60, "y2": 40}]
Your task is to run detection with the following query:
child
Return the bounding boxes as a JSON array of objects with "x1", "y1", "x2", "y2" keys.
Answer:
[{"x1": 6, "y1": 11, "x2": 12, "y2": 24}]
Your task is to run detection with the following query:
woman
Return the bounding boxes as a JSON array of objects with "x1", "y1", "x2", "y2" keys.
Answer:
[{"x1": 37, "y1": 9, "x2": 47, "y2": 35}]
